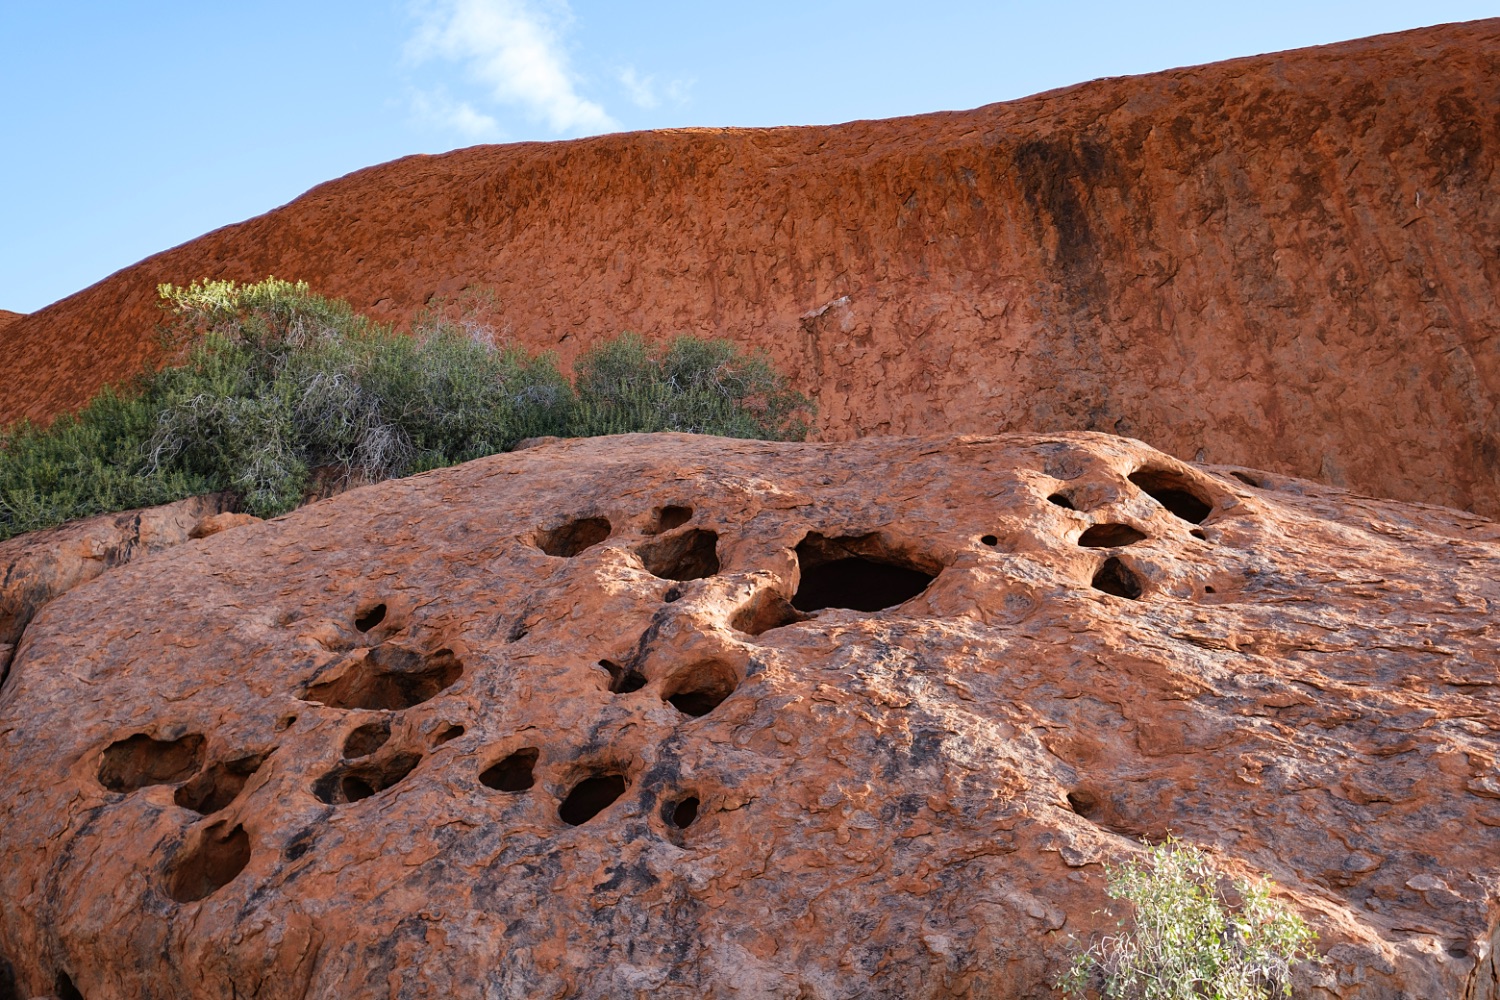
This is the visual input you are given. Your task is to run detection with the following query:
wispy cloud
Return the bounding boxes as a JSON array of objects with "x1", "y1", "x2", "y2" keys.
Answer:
[
  {"x1": 407, "y1": 0, "x2": 616, "y2": 135},
  {"x1": 409, "y1": 88, "x2": 503, "y2": 139},
  {"x1": 617, "y1": 66, "x2": 693, "y2": 111}
]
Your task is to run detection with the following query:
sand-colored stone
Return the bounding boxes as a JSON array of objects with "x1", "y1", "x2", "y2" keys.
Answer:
[
  {"x1": 0, "y1": 21, "x2": 1497, "y2": 515},
  {"x1": 0, "y1": 432, "x2": 1497, "y2": 998}
]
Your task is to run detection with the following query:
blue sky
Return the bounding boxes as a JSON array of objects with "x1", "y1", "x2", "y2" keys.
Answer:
[{"x1": 2, "y1": 1, "x2": 1493, "y2": 313}]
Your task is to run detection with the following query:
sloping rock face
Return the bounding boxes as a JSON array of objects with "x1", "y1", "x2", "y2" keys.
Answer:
[
  {"x1": 0, "y1": 494, "x2": 234, "y2": 688},
  {"x1": 0, "y1": 310, "x2": 23, "y2": 333},
  {"x1": 2, "y1": 21, "x2": 1497, "y2": 515},
  {"x1": 1, "y1": 432, "x2": 1497, "y2": 999}
]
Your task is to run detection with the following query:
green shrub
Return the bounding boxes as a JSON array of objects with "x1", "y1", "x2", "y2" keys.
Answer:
[
  {"x1": 1059, "y1": 838, "x2": 1318, "y2": 1000},
  {"x1": 0, "y1": 278, "x2": 813, "y2": 538}
]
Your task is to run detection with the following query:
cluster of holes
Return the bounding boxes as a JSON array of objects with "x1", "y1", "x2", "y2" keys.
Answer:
[{"x1": 1050, "y1": 466, "x2": 1219, "y2": 601}]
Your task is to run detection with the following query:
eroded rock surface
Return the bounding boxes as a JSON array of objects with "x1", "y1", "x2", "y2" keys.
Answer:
[
  {"x1": 2, "y1": 21, "x2": 1497, "y2": 515},
  {"x1": 0, "y1": 433, "x2": 1497, "y2": 999},
  {"x1": 0, "y1": 494, "x2": 234, "y2": 686}
]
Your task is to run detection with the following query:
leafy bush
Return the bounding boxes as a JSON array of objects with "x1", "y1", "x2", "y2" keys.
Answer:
[
  {"x1": 1059, "y1": 838, "x2": 1318, "y2": 1000},
  {"x1": 0, "y1": 278, "x2": 812, "y2": 538}
]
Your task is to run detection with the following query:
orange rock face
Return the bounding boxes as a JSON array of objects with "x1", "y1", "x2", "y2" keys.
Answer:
[
  {"x1": 1, "y1": 21, "x2": 1497, "y2": 514},
  {"x1": 0, "y1": 310, "x2": 23, "y2": 333},
  {"x1": 0, "y1": 433, "x2": 1497, "y2": 998}
]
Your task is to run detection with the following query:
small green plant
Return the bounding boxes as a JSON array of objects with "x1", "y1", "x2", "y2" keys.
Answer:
[
  {"x1": 0, "y1": 278, "x2": 812, "y2": 539},
  {"x1": 1059, "y1": 838, "x2": 1318, "y2": 1000}
]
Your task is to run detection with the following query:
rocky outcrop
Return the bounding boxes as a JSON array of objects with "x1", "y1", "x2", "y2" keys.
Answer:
[
  {"x1": 0, "y1": 494, "x2": 236, "y2": 688},
  {"x1": 0, "y1": 21, "x2": 1497, "y2": 515},
  {"x1": 0, "y1": 432, "x2": 1496, "y2": 999}
]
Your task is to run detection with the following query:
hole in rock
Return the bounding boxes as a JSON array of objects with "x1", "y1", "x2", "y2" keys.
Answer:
[
  {"x1": 1078, "y1": 524, "x2": 1147, "y2": 548},
  {"x1": 600, "y1": 660, "x2": 647, "y2": 694},
  {"x1": 167, "y1": 822, "x2": 251, "y2": 903},
  {"x1": 637, "y1": 529, "x2": 720, "y2": 582},
  {"x1": 980, "y1": 535, "x2": 999, "y2": 547},
  {"x1": 1449, "y1": 943, "x2": 1471, "y2": 958},
  {"x1": 1047, "y1": 493, "x2": 1076, "y2": 510},
  {"x1": 730, "y1": 592, "x2": 809, "y2": 636},
  {"x1": 98, "y1": 733, "x2": 205, "y2": 793},
  {"x1": 1204, "y1": 585, "x2": 1217, "y2": 594},
  {"x1": 304, "y1": 646, "x2": 462, "y2": 711},
  {"x1": 343, "y1": 721, "x2": 392, "y2": 759},
  {"x1": 792, "y1": 533, "x2": 938, "y2": 613},
  {"x1": 1128, "y1": 469, "x2": 1213, "y2": 524},
  {"x1": 174, "y1": 755, "x2": 267, "y2": 815},
  {"x1": 1067, "y1": 789, "x2": 1100, "y2": 818},
  {"x1": 646, "y1": 505, "x2": 693, "y2": 535},
  {"x1": 507, "y1": 620, "x2": 530, "y2": 643},
  {"x1": 275, "y1": 715, "x2": 297, "y2": 732},
  {"x1": 1230, "y1": 471, "x2": 1264, "y2": 489},
  {"x1": 663, "y1": 586, "x2": 683, "y2": 604},
  {"x1": 670, "y1": 796, "x2": 700, "y2": 829},
  {"x1": 354, "y1": 603, "x2": 387, "y2": 633},
  {"x1": 432, "y1": 724, "x2": 465, "y2": 745},
  {"x1": 1190, "y1": 528, "x2": 1207, "y2": 540},
  {"x1": 481, "y1": 747, "x2": 539, "y2": 792},
  {"x1": 1092, "y1": 558, "x2": 1143, "y2": 600},
  {"x1": 313, "y1": 752, "x2": 423, "y2": 805},
  {"x1": 55, "y1": 973, "x2": 83, "y2": 1000},
  {"x1": 559, "y1": 773, "x2": 628, "y2": 826},
  {"x1": 663, "y1": 660, "x2": 739, "y2": 718},
  {"x1": 537, "y1": 517, "x2": 612, "y2": 557}
]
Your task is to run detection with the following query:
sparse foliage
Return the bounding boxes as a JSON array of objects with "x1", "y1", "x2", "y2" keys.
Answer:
[
  {"x1": 1059, "y1": 838, "x2": 1318, "y2": 1000},
  {"x1": 0, "y1": 278, "x2": 812, "y2": 538}
]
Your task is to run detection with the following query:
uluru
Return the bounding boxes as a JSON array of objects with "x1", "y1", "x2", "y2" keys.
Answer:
[
  {"x1": 4, "y1": 19, "x2": 1498, "y2": 517},
  {"x1": 1, "y1": 13, "x2": 1499, "y2": 1000}
]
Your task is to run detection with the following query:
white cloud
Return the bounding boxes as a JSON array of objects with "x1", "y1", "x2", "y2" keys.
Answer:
[
  {"x1": 617, "y1": 67, "x2": 658, "y2": 109},
  {"x1": 617, "y1": 66, "x2": 693, "y2": 111},
  {"x1": 407, "y1": 0, "x2": 616, "y2": 135},
  {"x1": 410, "y1": 89, "x2": 503, "y2": 139}
]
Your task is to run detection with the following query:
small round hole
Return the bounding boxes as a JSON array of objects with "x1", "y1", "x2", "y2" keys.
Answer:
[
  {"x1": 980, "y1": 535, "x2": 998, "y2": 547},
  {"x1": 1204, "y1": 585, "x2": 1216, "y2": 594},
  {"x1": 355, "y1": 603, "x2": 387, "y2": 633},
  {"x1": 480, "y1": 748, "x2": 539, "y2": 792},
  {"x1": 1047, "y1": 493, "x2": 1076, "y2": 510},
  {"x1": 559, "y1": 773, "x2": 628, "y2": 826},
  {"x1": 671, "y1": 796, "x2": 700, "y2": 829},
  {"x1": 663, "y1": 586, "x2": 682, "y2": 603}
]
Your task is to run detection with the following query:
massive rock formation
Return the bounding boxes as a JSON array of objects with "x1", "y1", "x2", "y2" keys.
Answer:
[
  {"x1": 1, "y1": 432, "x2": 1496, "y2": 999},
  {"x1": 1, "y1": 20, "x2": 1497, "y2": 515}
]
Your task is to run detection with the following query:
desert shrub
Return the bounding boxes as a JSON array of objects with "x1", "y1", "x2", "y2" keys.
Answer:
[
  {"x1": 0, "y1": 279, "x2": 812, "y2": 538},
  {"x1": 1059, "y1": 838, "x2": 1318, "y2": 1000},
  {"x1": 569, "y1": 332, "x2": 811, "y2": 440}
]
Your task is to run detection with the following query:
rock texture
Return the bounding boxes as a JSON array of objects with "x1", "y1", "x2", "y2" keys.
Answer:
[
  {"x1": 1, "y1": 21, "x2": 1497, "y2": 515},
  {"x1": 1, "y1": 432, "x2": 1497, "y2": 999},
  {"x1": 0, "y1": 310, "x2": 23, "y2": 333},
  {"x1": 0, "y1": 494, "x2": 234, "y2": 689}
]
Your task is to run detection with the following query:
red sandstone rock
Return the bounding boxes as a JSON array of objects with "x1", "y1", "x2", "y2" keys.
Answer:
[
  {"x1": 0, "y1": 493, "x2": 231, "y2": 686},
  {"x1": 0, "y1": 432, "x2": 1496, "y2": 998},
  {"x1": 0, "y1": 310, "x2": 23, "y2": 333},
  {"x1": 0, "y1": 21, "x2": 1497, "y2": 515},
  {"x1": 187, "y1": 511, "x2": 261, "y2": 539}
]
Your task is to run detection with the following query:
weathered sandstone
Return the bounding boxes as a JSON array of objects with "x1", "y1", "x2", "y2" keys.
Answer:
[
  {"x1": 1, "y1": 21, "x2": 1497, "y2": 515},
  {"x1": 0, "y1": 432, "x2": 1497, "y2": 998},
  {"x1": 0, "y1": 494, "x2": 233, "y2": 688},
  {"x1": 0, "y1": 310, "x2": 23, "y2": 333}
]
